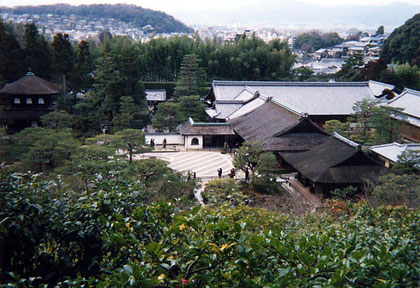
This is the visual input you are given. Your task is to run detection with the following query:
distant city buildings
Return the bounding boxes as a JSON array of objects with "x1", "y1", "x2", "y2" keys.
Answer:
[
  {"x1": 295, "y1": 35, "x2": 386, "y2": 74},
  {"x1": 1, "y1": 11, "x2": 386, "y2": 75}
]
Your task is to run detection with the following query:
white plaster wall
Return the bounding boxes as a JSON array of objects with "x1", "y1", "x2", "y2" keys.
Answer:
[
  {"x1": 185, "y1": 135, "x2": 203, "y2": 149},
  {"x1": 145, "y1": 133, "x2": 184, "y2": 145}
]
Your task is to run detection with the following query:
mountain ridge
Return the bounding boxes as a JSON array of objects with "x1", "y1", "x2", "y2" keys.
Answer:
[{"x1": 173, "y1": 1, "x2": 419, "y2": 29}]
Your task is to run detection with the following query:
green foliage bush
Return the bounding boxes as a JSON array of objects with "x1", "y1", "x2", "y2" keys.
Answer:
[
  {"x1": 331, "y1": 186, "x2": 358, "y2": 200},
  {"x1": 203, "y1": 178, "x2": 243, "y2": 205},
  {"x1": 1, "y1": 169, "x2": 419, "y2": 287},
  {"x1": 369, "y1": 173, "x2": 420, "y2": 208}
]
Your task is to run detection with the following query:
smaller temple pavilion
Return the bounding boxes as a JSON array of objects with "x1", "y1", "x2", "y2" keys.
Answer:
[
  {"x1": 178, "y1": 118, "x2": 237, "y2": 149},
  {"x1": 145, "y1": 118, "x2": 238, "y2": 150},
  {"x1": 0, "y1": 72, "x2": 61, "y2": 134}
]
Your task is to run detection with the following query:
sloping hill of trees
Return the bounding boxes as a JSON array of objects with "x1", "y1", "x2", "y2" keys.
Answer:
[
  {"x1": 381, "y1": 13, "x2": 420, "y2": 66},
  {"x1": 1, "y1": 4, "x2": 193, "y2": 34}
]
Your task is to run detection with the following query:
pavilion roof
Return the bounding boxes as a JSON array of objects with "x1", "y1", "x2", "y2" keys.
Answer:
[
  {"x1": 0, "y1": 72, "x2": 61, "y2": 95},
  {"x1": 178, "y1": 118, "x2": 235, "y2": 136}
]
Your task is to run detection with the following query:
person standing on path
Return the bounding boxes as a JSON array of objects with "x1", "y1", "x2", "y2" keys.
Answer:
[
  {"x1": 245, "y1": 169, "x2": 249, "y2": 182},
  {"x1": 217, "y1": 168, "x2": 222, "y2": 178}
]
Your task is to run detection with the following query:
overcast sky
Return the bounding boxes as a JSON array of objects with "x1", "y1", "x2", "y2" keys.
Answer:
[{"x1": 2, "y1": 0, "x2": 420, "y2": 12}]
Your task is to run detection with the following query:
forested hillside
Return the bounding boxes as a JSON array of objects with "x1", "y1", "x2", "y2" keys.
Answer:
[
  {"x1": 1, "y1": 4, "x2": 193, "y2": 33},
  {"x1": 381, "y1": 13, "x2": 420, "y2": 66}
]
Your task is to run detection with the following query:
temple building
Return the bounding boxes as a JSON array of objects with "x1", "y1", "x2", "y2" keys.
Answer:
[
  {"x1": 0, "y1": 72, "x2": 61, "y2": 134},
  {"x1": 204, "y1": 80, "x2": 395, "y2": 126},
  {"x1": 204, "y1": 80, "x2": 420, "y2": 142},
  {"x1": 228, "y1": 99, "x2": 329, "y2": 153},
  {"x1": 145, "y1": 118, "x2": 237, "y2": 150},
  {"x1": 280, "y1": 133, "x2": 389, "y2": 196}
]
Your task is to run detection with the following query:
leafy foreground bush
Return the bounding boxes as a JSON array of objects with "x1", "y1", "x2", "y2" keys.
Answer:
[{"x1": 0, "y1": 172, "x2": 419, "y2": 287}]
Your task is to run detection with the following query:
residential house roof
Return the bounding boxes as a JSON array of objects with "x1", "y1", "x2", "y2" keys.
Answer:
[
  {"x1": 0, "y1": 72, "x2": 61, "y2": 95},
  {"x1": 280, "y1": 133, "x2": 388, "y2": 183},
  {"x1": 343, "y1": 41, "x2": 368, "y2": 48},
  {"x1": 369, "y1": 142, "x2": 420, "y2": 163}
]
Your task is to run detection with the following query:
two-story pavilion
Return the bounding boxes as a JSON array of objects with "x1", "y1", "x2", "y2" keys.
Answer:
[{"x1": 0, "y1": 72, "x2": 61, "y2": 134}]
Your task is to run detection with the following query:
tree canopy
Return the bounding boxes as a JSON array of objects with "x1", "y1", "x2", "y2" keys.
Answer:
[{"x1": 293, "y1": 31, "x2": 343, "y2": 53}]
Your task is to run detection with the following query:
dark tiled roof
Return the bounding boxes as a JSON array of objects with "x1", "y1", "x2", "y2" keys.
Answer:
[
  {"x1": 178, "y1": 118, "x2": 235, "y2": 135},
  {"x1": 280, "y1": 135, "x2": 388, "y2": 184},
  {"x1": 0, "y1": 72, "x2": 61, "y2": 95},
  {"x1": 228, "y1": 101, "x2": 301, "y2": 142},
  {"x1": 263, "y1": 133, "x2": 329, "y2": 152},
  {"x1": 229, "y1": 100, "x2": 329, "y2": 151}
]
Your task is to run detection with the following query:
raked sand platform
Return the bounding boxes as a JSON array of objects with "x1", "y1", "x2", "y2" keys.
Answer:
[{"x1": 136, "y1": 151, "x2": 235, "y2": 179}]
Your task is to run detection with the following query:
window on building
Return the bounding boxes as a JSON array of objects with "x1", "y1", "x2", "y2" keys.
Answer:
[
  {"x1": 26, "y1": 98, "x2": 32, "y2": 104},
  {"x1": 38, "y1": 98, "x2": 45, "y2": 104},
  {"x1": 191, "y1": 137, "x2": 199, "y2": 145},
  {"x1": 13, "y1": 97, "x2": 21, "y2": 104}
]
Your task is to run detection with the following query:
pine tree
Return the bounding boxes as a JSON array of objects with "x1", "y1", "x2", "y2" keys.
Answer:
[
  {"x1": 177, "y1": 95, "x2": 208, "y2": 123},
  {"x1": 23, "y1": 23, "x2": 52, "y2": 79},
  {"x1": 371, "y1": 106, "x2": 407, "y2": 144},
  {"x1": 112, "y1": 37, "x2": 141, "y2": 96},
  {"x1": 51, "y1": 33, "x2": 74, "y2": 80},
  {"x1": 112, "y1": 96, "x2": 136, "y2": 131},
  {"x1": 115, "y1": 129, "x2": 148, "y2": 164},
  {"x1": 151, "y1": 102, "x2": 181, "y2": 132},
  {"x1": 92, "y1": 53, "x2": 122, "y2": 121},
  {"x1": 70, "y1": 40, "x2": 94, "y2": 102},
  {"x1": 337, "y1": 53, "x2": 364, "y2": 81},
  {"x1": 173, "y1": 54, "x2": 206, "y2": 98},
  {"x1": 0, "y1": 21, "x2": 25, "y2": 83}
]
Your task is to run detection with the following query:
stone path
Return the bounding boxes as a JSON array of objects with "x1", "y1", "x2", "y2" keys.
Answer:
[{"x1": 282, "y1": 179, "x2": 323, "y2": 209}]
